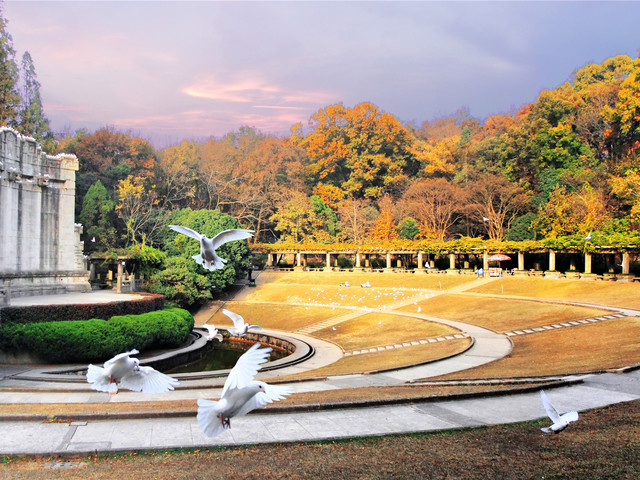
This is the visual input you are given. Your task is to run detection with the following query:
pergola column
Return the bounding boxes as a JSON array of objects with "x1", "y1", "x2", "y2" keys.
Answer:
[
  {"x1": 386, "y1": 252, "x2": 392, "y2": 269},
  {"x1": 483, "y1": 250, "x2": 489, "y2": 271},
  {"x1": 584, "y1": 252, "x2": 592, "y2": 274},
  {"x1": 324, "y1": 252, "x2": 332, "y2": 272},
  {"x1": 417, "y1": 252, "x2": 425, "y2": 273},
  {"x1": 548, "y1": 249, "x2": 556, "y2": 271},
  {"x1": 116, "y1": 261, "x2": 124, "y2": 294},
  {"x1": 355, "y1": 251, "x2": 362, "y2": 269},
  {"x1": 518, "y1": 252, "x2": 525, "y2": 270},
  {"x1": 446, "y1": 253, "x2": 457, "y2": 274},
  {"x1": 622, "y1": 252, "x2": 630, "y2": 275}
]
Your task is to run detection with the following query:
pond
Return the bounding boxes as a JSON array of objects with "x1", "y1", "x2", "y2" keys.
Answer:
[{"x1": 163, "y1": 342, "x2": 288, "y2": 374}]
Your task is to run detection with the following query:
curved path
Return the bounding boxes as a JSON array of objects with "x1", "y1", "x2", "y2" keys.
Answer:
[{"x1": 1, "y1": 281, "x2": 639, "y2": 455}]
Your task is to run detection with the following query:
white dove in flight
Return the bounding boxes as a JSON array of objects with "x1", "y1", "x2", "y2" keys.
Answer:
[
  {"x1": 539, "y1": 390, "x2": 579, "y2": 433},
  {"x1": 203, "y1": 324, "x2": 223, "y2": 342},
  {"x1": 197, "y1": 343, "x2": 292, "y2": 437},
  {"x1": 169, "y1": 225, "x2": 254, "y2": 271},
  {"x1": 86, "y1": 350, "x2": 178, "y2": 395},
  {"x1": 222, "y1": 309, "x2": 264, "y2": 336}
]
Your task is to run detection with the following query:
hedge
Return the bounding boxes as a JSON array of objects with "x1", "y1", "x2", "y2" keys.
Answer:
[
  {"x1": 0, "y1": 293, "x2": 165, "y2": 324},
  {"x1": 0, "y1": 307, "x2": 194, "y2": 363}
]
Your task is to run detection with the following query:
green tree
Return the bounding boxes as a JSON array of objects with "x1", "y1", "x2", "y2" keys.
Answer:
[
  {"x1": 79, "y1": 180, "x2": 116, "y2": 252},
  {"x1": 0, "y1": 6, "x2": 20, "y2": 125},
  {"x1": 16, "y1": 51, "x2": 54, "y2": 150},
  {"x1": 397, "y1": 217, "x2": 420, "y2": 240}
]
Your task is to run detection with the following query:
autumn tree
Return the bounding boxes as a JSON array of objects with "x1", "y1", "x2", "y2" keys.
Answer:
[
  {"x1": 270, "y1": 191, "x2": 326, "y2": 242},
  {"x1": 466, "y1": 174, "x2": 530, "y2": 241},
  {"x1": 115, "y1": 175, "x2": 166, "y2": 245},
  {"x1": 336, "y1": 197, "x2": 376, "y2": 243},
  {"x1": 534, "y1": 184, "x2": 610, "y2": 238},
  {"x1": 367, "y1": 196, "x2": 399, "y2": 242},
  {"x1": 296, "y1": 102, "x2": 418, "y2": 199},
  {"x1": 399, "y1": 178, "x2": 467, "y2": 240}
]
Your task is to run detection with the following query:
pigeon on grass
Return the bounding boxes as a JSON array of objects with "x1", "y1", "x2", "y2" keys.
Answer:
[
  {"x1": 87, "y1": 350, "x2": 178, "y2": 395},
  {"x1": 197, "y1": 343, "x2": 292, "y2": 437},
  {"x1": 169, "y1": 225, "x2": 254, "y2": 271},
  {"x1": 539, "y1": 390, "x2": 579, "y2": 433}
]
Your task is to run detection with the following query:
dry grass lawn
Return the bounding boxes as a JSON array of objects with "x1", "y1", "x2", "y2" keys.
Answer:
[
  {"x1": 278, "y1": 338, "x2": 472, "y2": 379},
  {"x1": 3, "y1": 400, "x2": 638, "y2": 479},
  {"x1": 312, "y1": 313, "x2": 459, "y2": 350},
  {"x1": 469, "y1": 276, "x2": 640, "y2": 309},
  {"x1": 398, "y1": 294, "x2": 611, "y2": 332},
  {"x1": 434, "y1": 317, "x2": 640, "y2": 380},
  {"x1": 209, "y1": 302, "x2": 350, "y2": 331},
  {"x1": 256, "y1": 270, "x2": 475, "y2": 290}
]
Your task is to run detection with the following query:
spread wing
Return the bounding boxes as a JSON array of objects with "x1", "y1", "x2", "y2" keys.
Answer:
[
  {"x1": 119, "y1": 366, "x2": 179, "y2": 394},
  {"x1": 234, "y1": 381, "x2": 293, "y2": 418},
  {"x1": 211, "y1": 229, "x2": 254, "y2": 249},
  {"x1": 221, "y1": 343, "x2": 271, "y2": 397},
  {"x1": 169, "y1": 225, "x2": 203, "y2": 241},
  {"x1": 540, "y1": 390, "x2": 561, "y2": 423},
  {"x1": 222, "y1": 309, "x2": 246, "y2": 330},
  {"x1": 562, "y1": 411, "x2": 579, "y2": 423},
  {"x1": 104, "y1": 349, "x2": 139, "y2": 369},
  {"x1": 197, "y1": 398, "x2": 225, "y2": 438}
]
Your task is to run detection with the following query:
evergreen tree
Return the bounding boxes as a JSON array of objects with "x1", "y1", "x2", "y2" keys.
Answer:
[
  {"x1": 0, "y1": 6, "x2": 20, "y2": 126},
  {"x1": 79, "y1": 180, "x2": 117, "y2": 252},
  {"x1": 17, "y1": 51, "x2": 54, "y2": 150}
]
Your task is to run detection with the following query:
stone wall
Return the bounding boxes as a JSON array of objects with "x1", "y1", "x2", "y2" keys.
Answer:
[{"x1": 0, "y1": 127, "x2": 90, "y2": 298}]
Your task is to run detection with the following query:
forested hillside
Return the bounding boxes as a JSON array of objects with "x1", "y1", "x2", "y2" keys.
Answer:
[{"x1": 1, "y1": 7, "x2": 639, "y2": 251}]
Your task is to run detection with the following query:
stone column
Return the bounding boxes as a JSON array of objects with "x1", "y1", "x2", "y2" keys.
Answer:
[
  {"x1": 355, "y1": 251, "x2": 362, "y2": 269},
  {"x1": 116, "y1": 261, "x2": 124, "y2": 294},
  {"x1": 446, "y1": 253, "x2": 457, "y2": 274},
  {"x1": 483, "y1": 250, "x2": 489, "y2": 271},
  {"x1": 294, "y1": 252, "x2": 303, "y2": 271},
  {"x1": 622, "y1": 252, "x2": 630, "y2": 275},
  {"x1": 417, "y1": 252, "x2": 425, "y2": 273},
  {"x1": 548, "y1": 249, "x2": 556, "y2": 271},
  {"x1": 518, "y1": 252, "x2": 525, "y2": 270},
  {"x1": 386, "y1": 252, "x2": 392, "y2": 269},
  {"x1": 581, "y1": 252, "x2": 594, "y2": 279},
  {"x1": 324, "y1": 252, "x2": 332, "y2": 272}
]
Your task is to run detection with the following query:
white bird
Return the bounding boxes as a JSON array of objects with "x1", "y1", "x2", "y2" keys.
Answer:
[
  {"x1": 86, "y1": 350, "x2": 178, "y2": 395},
  {"x1": 197, "y1": 343, "x2": 292, "y2": 437},
  {"x1": 222, "y1": 309, "x2": 264, "y2": 336},
  {"x1": 361, "y1": 281, "x2": 371, "y2": 288},
  {"x1": 169, "y1": 225, "x2": 254, "y2": 271},
  {"x1": 584, "y1": 232, "x2": 592, "y2": 240},
  {"x1": 539, "y1": 390, "x2": 579, "y2": 433},
  {"x1": 203, "y1": 324, "x2": 223, "y2": 342},
  {"x1": 482, "y1": 217, "x2": 490, "y2": 222}
]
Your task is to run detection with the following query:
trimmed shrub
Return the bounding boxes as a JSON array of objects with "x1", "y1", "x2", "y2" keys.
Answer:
[
  {"x1": 0, "y1": 308, "x2": 194, "y2": 363},
  {"x1": 0, "y1": 293, "x2": 165, "y2": 324}
]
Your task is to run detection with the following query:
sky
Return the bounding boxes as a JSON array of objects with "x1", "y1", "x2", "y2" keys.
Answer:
[{"x1": 3, "y1": 1, "x2": 640, "y2": 149}]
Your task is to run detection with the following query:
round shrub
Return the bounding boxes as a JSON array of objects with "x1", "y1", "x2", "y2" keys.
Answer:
[{"x1": 0, "y1": 308, "x2": 194, "y2": 363}]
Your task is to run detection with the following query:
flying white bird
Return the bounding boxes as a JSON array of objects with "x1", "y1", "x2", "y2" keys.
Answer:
[
  {"x1": 584, "y1": 232, "x2": 592, "y2": 240},
  {"x1": 222, "y1": 309, "x2": 264, "y2": 336},
  {"x1": 86, "y1": 350, "x2": 178, "y2": 395},
  {"x1": 197, "y1": 343, "x2": 292, "y2": 437},
  {"x1": 482, "y1": 217, "x2": 490, "y2": 222},
  {"x1": 202, "y1": 324, "x2": 223, "y2": 342},
  {"x1": 539, "y1": 390, "x2": 579, "y2": 433},
  {"x1": 169, "y1": 225, "x2": 254, "y2": 271}
]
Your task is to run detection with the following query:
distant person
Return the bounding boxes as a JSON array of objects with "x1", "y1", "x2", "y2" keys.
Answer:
[
  {"x1": 476, "y1": 267, "x2": 484, "y2": 278},
  {"x1": 247, "y1": 265, "x2": 254, "y2": 284}
]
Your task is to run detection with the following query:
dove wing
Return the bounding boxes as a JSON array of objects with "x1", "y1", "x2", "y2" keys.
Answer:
[
  {"x1": 234, "y1": 382, "x2": 293, "y2": 418},
  {"x1": 222, "y1": 309, "x2": 246, "y2": 330},
  {"x1": 540, "y1": 390, "x2": 561, "y2": 423},
  {"x1": 119, "y1": 366, "x2": 178, "y2": 394},
  {"x1": 221, "y1": 343, "x2": 271, "y2": 397},
  {"x1": 169, "y1": 225, "x2": 203, "y2": 241},
  {"x1": 211, "y1": 229, "x2": 254, "y2": 249},
  {"x1": 104, "y1": 349, "x2": 139, "y2": 369}
]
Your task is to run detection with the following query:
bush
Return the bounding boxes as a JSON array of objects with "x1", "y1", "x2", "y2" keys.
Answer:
[
  {"x1": 0, "y1": 293, "x2": 164, "y2": 324},
  {"x1": 0, "y1": 308, "x2": 194, "y2": 363}
]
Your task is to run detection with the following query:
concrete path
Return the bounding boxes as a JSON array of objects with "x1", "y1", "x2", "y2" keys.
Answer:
[{"x1": 0, "y1": 370, "x2": 638, "y2": 455}]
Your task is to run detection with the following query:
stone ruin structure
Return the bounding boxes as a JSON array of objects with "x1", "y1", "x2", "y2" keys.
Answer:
[{"x1": 0, "y1": 127, "x2": 90, "y2": 302}]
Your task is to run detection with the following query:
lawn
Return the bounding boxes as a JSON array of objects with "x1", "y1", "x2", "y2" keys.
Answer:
[
  {"x1": 312, "y1": 312, "x2": 459, "y2": 351},
  {"x1": 397, "y1": 294, "x2": 611, "y2": 332},
  {"x1": 434, "y1": 317, "x2": 640, "y2": 380},
  {"x1": 468, "y1": 276, "x2": 640, "y2": 309},
  {"x1": 2, "y1": 399, "x2": 638, "y2": 479}
]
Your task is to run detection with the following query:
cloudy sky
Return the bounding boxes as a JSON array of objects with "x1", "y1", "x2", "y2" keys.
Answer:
[{"x1": 4, "y1": 1, "x2": 639, "y2": 148}]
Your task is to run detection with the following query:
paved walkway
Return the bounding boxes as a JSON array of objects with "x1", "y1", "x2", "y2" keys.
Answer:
[{"x1": 0, "y1": 370, "x2": 638, "y2": 455}]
